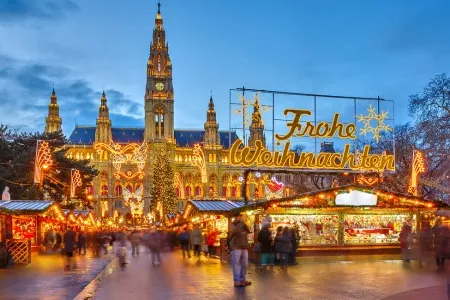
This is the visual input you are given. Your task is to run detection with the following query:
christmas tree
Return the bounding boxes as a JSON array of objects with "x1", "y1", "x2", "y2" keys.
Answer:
[{"x1": 151, "y1": 150, "x2": 177, "y2": 221}]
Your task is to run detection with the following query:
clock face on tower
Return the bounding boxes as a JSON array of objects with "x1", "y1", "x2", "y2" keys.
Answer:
[{"x1": 155, "y1": 82, "x2": 164, "y2": 91}]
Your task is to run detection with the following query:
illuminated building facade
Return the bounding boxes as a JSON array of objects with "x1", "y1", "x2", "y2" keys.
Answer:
[{"x1": 43, "y1": 4, "x2": 281, "y2": 219}]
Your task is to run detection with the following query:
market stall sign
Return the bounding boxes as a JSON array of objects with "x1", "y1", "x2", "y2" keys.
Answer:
[
  {"x1": 335, "y1": 190, "x2": 377, "y2": 206},
  {"x1": 229, "y1": 108, "x2": 394, "y2": 171}
]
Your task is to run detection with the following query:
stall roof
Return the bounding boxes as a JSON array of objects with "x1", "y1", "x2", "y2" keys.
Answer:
[
  {"x1": 182, "y1": 200, "x2": 256, "y2": 219},
  {"x1": 230, "y1": 184, "x2": 445, "y2": 214},
  {"x1": 189, "y1": 200, "x2": 253, "y2": 212},
  {"x1": 0, "y1": 200, "x2": 54, "y2": 214}
]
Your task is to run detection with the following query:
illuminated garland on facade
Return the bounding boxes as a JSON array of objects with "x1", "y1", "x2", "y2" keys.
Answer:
[
  {"x1": 123, "y1": 186, "x2": 144, "y2": 216},
  {"x1": 191, "y1": 144, "x2": 207, "y2": 183},
  {"x1": 94, "y1": 141, "x2": 147, "y2": 180}
]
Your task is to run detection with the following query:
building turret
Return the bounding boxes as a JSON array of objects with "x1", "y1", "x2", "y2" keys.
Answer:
[
  {"x1": 95, "y1": 91, "x2": 112, "y2": 143},
  {"x1": 44, "y1": 88, "x2": 62, "y2": 133},
  {"x1": 204, "y1": 96, "x2": 220, "y2": 147},
  {"x1": 248, "y1": 99, "x2": 266, "y2": 148}
]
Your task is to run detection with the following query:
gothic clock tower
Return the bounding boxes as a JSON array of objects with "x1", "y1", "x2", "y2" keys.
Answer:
[{"x1": 144, "y1": 2, "x2": 174, "y2": 143}]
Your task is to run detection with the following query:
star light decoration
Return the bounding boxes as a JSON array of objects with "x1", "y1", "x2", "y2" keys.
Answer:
[
  {"x1": 234, "y1": 92, "x2": 271, "y2": 127},
  {"x1": 357, "y1": 104, "x2": 392, "y2": 143}
]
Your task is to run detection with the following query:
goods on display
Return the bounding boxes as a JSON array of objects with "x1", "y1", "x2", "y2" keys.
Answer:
[
  {"x1": 12, "y1": 217, "x2": 36, "y2": 243},
  {"x1": 344, "y1": 214, "x2": 414, "y2": 244},
  {"x1": 268, "y1": 214, "x2": 339, "y2": 245}
]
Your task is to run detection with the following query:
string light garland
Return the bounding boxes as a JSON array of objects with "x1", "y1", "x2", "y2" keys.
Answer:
[
  {"x1": 70, "y1": 169, "x2": 82, "y2": 198},
  {"x1": 34, "y1": 141, "x2": 53, "y2": 184},
  {"x1": 408, "y1": 150, "x2": 426, "y2": 196}
]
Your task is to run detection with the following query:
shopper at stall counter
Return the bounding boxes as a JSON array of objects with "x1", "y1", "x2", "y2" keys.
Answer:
[{"x1": 229, "y1": 212, "x2": 252, "y2": 287}]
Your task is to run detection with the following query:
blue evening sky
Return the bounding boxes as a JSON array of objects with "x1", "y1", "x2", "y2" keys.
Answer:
[{"x1": 0, "y1": 0, "x2": 449, "y2": 146}]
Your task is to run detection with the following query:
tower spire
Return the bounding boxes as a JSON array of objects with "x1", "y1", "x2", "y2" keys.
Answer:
[
  {"x1": 45, "y1": 88, "x2": 62, "y2": 133},
  {"x1": 248, "y1": 98, "x2": 266, "y2": 148},
  {"x1": 95, "y1": 91, "x2": 112, "y2": 142},
  {"x1": 204, "y1": 96, "x2": 220, "y2": 147},
  {"x1": 144, "y1": 1, "x2": 174, "y2": 143}
]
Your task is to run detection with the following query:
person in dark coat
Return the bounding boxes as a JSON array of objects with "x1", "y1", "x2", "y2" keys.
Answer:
[
  {"x1": 148, "y1": 228, "x2": 163, "y2": 266},
  {"x1": 289, "y1": 228, "x2": 298, "y2": 265},
  {"x1": 178, "y1": 227, "x2": 191, "y2": 258},
  {"x1": 53, "y1": 231, "x2": 62, "y2": 251},
  {"x1": 257, "y1": 223, "x2": 274, "y2": 271},
  {"x1": 274, "y1": 226, "x2": 292, "y2": 272},
  {"x1": 78, "y1": 231, "x2": 87, "y2": 255},
  {"x1": 436, "y1": 226, "x2": 450, "y2": 269},
  {"x1": 63, "y1": 227, "x2": 77, "y2": 270}
]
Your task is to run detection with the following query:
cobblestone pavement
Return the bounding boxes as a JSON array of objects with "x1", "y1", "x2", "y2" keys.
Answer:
[
  {"x1": 92, "y1": 250, "x2": 449, "y2": 300},
  {"x1": 0, "y1": 251, "x2": 113, "y2": 300}
]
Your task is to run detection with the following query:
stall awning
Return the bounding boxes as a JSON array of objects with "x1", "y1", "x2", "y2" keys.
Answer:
[
  {"x1": 182, "y1": 200, "x2": 256, "y2": 219},
  {"x1": 0, "y1": 200, "x2": 54, "y2": 214},
  {"x1": 73, "y1": 210, "x2": 91, "y2": 217}
]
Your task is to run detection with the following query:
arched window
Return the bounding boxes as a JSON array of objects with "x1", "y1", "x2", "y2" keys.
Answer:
[
  {"x1": 154, "y1": 108, "x2": 165, "y2": 138},
  {"x1": 157, "y1": 55, "x2": 161, "y2": 72},
  {"x1": 222, "y1": 186, "x2": 227, "y2": 197},
  {"x1": 126, "y1": 185, "x2": 133, "y2": 193},
  {"x1": 87, "y1": 185, "x2": 94, "y2": 195},
  {"x1": 176, "y1": 187, "x2": 181, "y2": 198},
  {"x1": 195, "y1": 186, "x2": 201, "y2": 196},
  {"x1": 231, "y1": 186, "x2": 237, "y2": 198},
  {"x1": 115, "y1": 185, "x2": 123, "y2": 196},
  {"x1": 185, "y1": 186, "x2": 191, "y2": 197},
  {"x1": 101, "y1": 185, "x2": 108, "y2": 196}
]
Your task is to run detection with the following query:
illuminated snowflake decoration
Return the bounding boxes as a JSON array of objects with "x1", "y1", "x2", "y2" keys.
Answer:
[{"x1": 357, "y1": 104, "x2": 392, "y2": 143}]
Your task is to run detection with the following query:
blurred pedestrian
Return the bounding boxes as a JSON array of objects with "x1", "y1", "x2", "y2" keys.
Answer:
[
  {"x1": 398, "y1": 223, "x2": 412, "y2": 263},
  {"x1": 289, "y1": 228, "x2": 298, "y2": 265},
  {"x1": 191, "y1": 224, "x2": 203, "y2": 258},
  {"x1": 258, "y1": 222, "x2": 274, "y2": 272},
  {"x1": 229, "y1": 212, "x2": 252, "y2": 287},
  {"x1": 178, "y1": 227, "x2": 191, "y2": 258},
  {"x1": 436, "y1": 226, "x2": 450, "y2": 269},
  {"x1": 418, "y1": 224, "x2": 432, "y2": 266},
  {"x1": 54, "y1": 231, "x2": 62, "y2": 251},
  {"x1": 78, "y1": 231, "x2": 87, "y2": 255},
  {"x1": 148, "y1": 227, "x2": 162, "y2": 266},
  {"x1": 275, "y1": 226, "x2": 292, "y2": 272},
  {"x1": 130, "y1": 230, "x2": 141, "y2": 256},
  {"x1": 206, "y1": 228, "x2": 218, "y2": 257},
  {"x1": 116, "y1": 229, "x2": 128, "y2": 265},
  {"x1": 63, "y1": 227, "x2": 77, "y2": 270}
]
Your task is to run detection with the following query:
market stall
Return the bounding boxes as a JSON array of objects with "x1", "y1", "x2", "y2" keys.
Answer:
[
  {"x1": 231, "y1": 184, "x2": 443, "y2": 255},
  {"x1": 0, "y1": 200, "x2": 65, "y2": 260}
]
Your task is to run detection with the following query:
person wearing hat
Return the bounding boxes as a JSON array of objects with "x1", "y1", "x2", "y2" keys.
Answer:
[{"x1": 229, "y1": 212, "x2": 252, "y2": 287}]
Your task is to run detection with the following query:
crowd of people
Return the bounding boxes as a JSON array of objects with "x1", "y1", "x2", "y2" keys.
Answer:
[
  {"x1": 43, "y1": 225, "x2": 221, "y2": 270},
  {"x1": 399, "y1": 219, "x2": 450, "y2": 269},
  {"x1": 42, "y1": 216, "x2": 450, "y2": 288}
]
